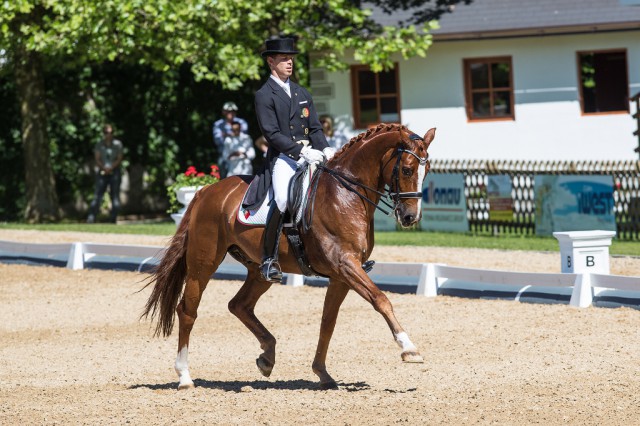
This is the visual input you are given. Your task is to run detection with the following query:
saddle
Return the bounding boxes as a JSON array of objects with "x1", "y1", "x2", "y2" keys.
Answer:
[{"x1": 237, "y1": 164, "x2": 322, "y2": 277}]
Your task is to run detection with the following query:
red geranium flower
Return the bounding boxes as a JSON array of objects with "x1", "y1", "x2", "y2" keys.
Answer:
[{"x1": 167, "y1": 164, "x2": 222, "y2": 213}]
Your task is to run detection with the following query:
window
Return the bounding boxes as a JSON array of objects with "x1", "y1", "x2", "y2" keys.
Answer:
[
  {"x1": 463, "y1": 57, "x2": 514, "y2": 121},
  {"x1": 578, "y1": 49, "x2": 629, "y2": 114},
  {"x1": 351, "y1": 64, "x2": 401, "y2": 128}
]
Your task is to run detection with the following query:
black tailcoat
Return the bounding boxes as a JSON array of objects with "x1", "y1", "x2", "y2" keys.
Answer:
[{"x1": 243, "y1": 77, "x2": 329, "y2": 210}]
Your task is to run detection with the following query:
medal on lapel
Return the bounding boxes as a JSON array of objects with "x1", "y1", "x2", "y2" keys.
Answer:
[{"x1": 302, "y1": 107, "x2": 309, "y2": 118}]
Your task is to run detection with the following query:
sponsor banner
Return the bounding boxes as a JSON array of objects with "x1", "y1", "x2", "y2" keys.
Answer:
[
  {"x1": 421, "y1": 173, "x2": 469, "y2": 232},
  {"x1": 488, "y1": 175, "x2": 514, "y2": 222},
  {"x1": 534, "y1": 175, "x2": 616, "y2": 236}
]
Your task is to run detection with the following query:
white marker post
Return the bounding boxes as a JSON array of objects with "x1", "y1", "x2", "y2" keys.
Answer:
[{"x1": 553, "y1": 230, "x2": 616, "y2": 298}]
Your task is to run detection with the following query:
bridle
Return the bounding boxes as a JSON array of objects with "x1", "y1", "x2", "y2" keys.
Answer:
[
  {"x1": 304, "y1": 134, "x2": 428, "y2": 231},
  {"x1": 387, "y1": 145, "x2": 429, "y2": 202}
]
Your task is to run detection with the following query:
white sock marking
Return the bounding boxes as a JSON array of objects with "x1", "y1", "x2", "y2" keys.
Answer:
[
  {"x1": 395, "y1": 332, "x2": 417, "y2": 352},
  {"x1": 175, "y1": 346, "x2": 193, "y2": 386}
]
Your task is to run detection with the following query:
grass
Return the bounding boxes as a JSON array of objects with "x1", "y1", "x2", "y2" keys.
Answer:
[
  {"x1": 0, "y1": 222, "x2": 176, "y2": 236},
  {"x1": 2, "y1": 221, "x2": 638, "y2": 257}
]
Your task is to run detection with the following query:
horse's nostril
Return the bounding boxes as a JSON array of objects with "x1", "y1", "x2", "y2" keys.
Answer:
[{"x1": 404, "y1": 214, "x2": 415, "y2": 223}]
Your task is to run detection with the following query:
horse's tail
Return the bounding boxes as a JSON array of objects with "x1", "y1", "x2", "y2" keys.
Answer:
[{"x1": 140, "y1": 192, "x2": 198, "y2": 337}]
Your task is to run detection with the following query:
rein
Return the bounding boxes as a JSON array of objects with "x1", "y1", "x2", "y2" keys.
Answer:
[{"x1": 302, "y1": 143, "x2": 428, "y2": 232}]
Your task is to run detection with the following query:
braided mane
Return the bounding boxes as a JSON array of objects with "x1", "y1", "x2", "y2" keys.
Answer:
[{"x1": 332, "y1": 123, "x2": 408, "y2": 161}]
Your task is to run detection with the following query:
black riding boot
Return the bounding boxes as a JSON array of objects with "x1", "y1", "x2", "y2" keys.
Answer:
[{"x1": 260, "y1": 205, "x2": 285, "y2": 282}]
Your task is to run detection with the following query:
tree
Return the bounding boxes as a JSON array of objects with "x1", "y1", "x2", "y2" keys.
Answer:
[{"x1": 0, "y1": 0, "x2": 470, "y2": 222}]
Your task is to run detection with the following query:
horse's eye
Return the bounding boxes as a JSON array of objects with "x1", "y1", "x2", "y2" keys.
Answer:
[{"x1": 402, "y1": 167, "x2": 413, "y2": 177}]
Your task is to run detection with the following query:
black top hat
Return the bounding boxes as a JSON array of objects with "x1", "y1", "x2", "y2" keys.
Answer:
[{"x1": 261, "y1": 38, "x2": 299, "y2": 58}]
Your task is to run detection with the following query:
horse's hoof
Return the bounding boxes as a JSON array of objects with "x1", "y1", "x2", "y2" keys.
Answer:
[
  {"x1": 177, "y1": 382, "x2": 195, "y2": 391},
  {"x1": 256, "y1": 355, "x2": 273, "y2": 377},
  {"x1": 401, "y1": 351, "x2": 424, "y2": 363},
  {"x1": 319, "y1": 380, "x2": 339, "y2": 390}
]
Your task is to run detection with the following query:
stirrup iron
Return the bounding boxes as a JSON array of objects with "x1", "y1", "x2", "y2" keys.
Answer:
[
  {"x1": 362, "y1": 260, "x2": 376, "y2": 273},
  {"x1": 260, "y1": 257, "x2": 283, "y2": 283}
]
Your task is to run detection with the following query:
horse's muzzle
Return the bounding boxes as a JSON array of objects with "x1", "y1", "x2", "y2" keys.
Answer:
[{"x1": 395, "y1": 204, "x2": 421, "y2": 228}]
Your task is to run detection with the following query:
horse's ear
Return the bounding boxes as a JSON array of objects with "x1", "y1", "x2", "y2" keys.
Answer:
[{"x1": 423, "y1": 128, "x2": 436, "y2": 149}]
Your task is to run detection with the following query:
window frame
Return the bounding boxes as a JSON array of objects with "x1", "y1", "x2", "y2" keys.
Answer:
[
  {"x1": 463, "y1": 56, "x2": 515, "y2": 122},
  {"x1": 350, "y1": 64, "x2": 402, "y2": 129},
  {"x1": 576, "y1": 48, "x2": 629, "y2": 116}
]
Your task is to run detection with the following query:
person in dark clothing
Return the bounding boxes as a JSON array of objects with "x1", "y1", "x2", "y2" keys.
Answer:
[
  {"x1": 87, "y1": 124, "x2": 124, "y2": 224},
  {"x1": 252, "y1": 36, "x2": 336, "y2": 282}
]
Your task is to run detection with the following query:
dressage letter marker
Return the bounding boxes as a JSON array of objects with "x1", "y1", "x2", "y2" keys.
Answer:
[{"x1": 553, "y1": 230, "x2": 615, "y2": 275}]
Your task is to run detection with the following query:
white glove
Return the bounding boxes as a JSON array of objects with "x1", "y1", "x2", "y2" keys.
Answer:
[
  {"x1": 323, "y1": 147, "x2": 337, "y2": 161},
  {"x1": 300, "y1": 146, "x2": 325, "y2": 164}
]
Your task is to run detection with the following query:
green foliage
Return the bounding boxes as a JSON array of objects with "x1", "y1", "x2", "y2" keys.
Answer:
[
  {"x1": 0, "y1": 0, "x2": 463, "y2": 221},
  {"x1": 0, "y1": 0, "x2": 450, "y2": 88}
]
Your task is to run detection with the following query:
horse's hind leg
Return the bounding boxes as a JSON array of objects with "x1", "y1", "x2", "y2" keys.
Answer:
[
  {"x1": 174, "y1": 247, "x2": 224, "y2": 390},
  {"x1": 228, "y1": 267, "x2": 275, "y2": 377},
  {"x1": 312, "y1": 278, "x2": 350, "y2": 390}
]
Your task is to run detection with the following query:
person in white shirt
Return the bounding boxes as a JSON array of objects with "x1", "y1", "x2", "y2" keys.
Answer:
[{"x1": 222, "y1": 122, "x2": 255, "y2": 176}]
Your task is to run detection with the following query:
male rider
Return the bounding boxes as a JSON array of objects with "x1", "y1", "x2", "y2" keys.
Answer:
[{"x1": 250, "y1": 36, "x2": 336, "y2": 282}]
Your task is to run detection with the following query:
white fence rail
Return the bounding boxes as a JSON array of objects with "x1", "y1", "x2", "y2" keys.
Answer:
[{"x1": 1, "y1": 239, "x2": 640, "y2": 308}]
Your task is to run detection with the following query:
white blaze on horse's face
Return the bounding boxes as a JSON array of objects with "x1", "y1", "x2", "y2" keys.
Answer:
[
  {"x1": 416, "y1": 160, "x2": 427, "y2": 218},
  {"x1": 394, "y1": 145, "x2": 428, "y2": 228}
]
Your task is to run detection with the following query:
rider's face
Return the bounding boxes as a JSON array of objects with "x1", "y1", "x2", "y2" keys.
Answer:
[{"x1": 268, "y1": 54, "x2": 295, "y2": 81}]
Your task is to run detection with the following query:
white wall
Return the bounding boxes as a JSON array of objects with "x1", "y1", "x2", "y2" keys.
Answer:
[{"x1": 314, "y1": 30, "x2": 640, "y2": 161}]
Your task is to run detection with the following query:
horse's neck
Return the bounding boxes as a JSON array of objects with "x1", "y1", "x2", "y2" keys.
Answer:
[{"x1": 335, "y1": 133, "x2": 396, "y2": 190}]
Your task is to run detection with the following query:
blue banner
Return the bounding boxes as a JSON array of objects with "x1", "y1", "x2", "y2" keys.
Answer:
[
  {"x1": 421, "y1": 173, "x2": 469, "y2": 232},
  {"x1": 534, "y1": 175, "x2": 616, "y2": 236}
]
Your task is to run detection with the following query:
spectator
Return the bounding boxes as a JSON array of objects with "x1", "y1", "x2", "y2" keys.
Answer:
[
  {"x1": 213, "y1": 101, "x2": 248, "y2": 177},
  {"x1": 320, "y1": 114, "x2": 348, "y2": 150},
  {"x1": 87, "y1": 124, "x2": 123, "y2": 223},
  {"x1": 222, "y1": 121, "x2": 256, "y2": 176}
]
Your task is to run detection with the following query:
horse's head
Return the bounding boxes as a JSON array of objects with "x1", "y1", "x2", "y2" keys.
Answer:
[{"x1": 385, "y1": 127, "x2": 436, "y2": 228}]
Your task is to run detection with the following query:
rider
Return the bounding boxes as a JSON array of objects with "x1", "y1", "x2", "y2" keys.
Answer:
[{"x1": 251, "y1": 36, "x2": 336, "y2": 282}]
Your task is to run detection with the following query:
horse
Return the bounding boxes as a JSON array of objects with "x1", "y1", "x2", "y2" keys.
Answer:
[{"x1": 141, "y1": 123, "x2": 436, "y2": 390}]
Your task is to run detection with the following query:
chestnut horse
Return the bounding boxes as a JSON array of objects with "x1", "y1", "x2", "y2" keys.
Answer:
[{"x1": 141, "y1": 123, "x2": 436, "y2": 390}]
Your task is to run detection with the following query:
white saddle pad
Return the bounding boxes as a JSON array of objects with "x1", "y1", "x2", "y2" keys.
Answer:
[
  {"x1": 237, "y1": 187, "x2": 273, "y2": 226},
  {"x1": 237, "y1": 167, "x2": 312, "y2": 226}
]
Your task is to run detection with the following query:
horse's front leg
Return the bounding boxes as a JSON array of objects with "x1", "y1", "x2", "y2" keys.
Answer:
[
  {"x1": 228, "y1": 268, "x2": 276, "y2": 377},
  {"x1": 312, "y1": 278, "x2": 350, "y2": 390},
  {"x1": 341, "y1": 256, "x2": 424, "y2": 363}
]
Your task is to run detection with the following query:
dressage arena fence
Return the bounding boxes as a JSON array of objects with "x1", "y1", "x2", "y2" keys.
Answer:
[
  {"x1": 2, "y1": 239, "x2": 639, "y2": 309},
  {"x1": 430, "y1": 159, "x2": 640, "y2": 240}
]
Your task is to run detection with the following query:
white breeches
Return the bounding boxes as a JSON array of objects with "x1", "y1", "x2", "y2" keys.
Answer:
[{"x1": 272, "y1": 154, "x2": 299, "y2": 213}]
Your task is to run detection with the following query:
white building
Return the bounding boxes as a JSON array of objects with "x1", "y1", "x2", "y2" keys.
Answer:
[{"x1": 310, "y1": 0, "x2": 640, "y2": 161}]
